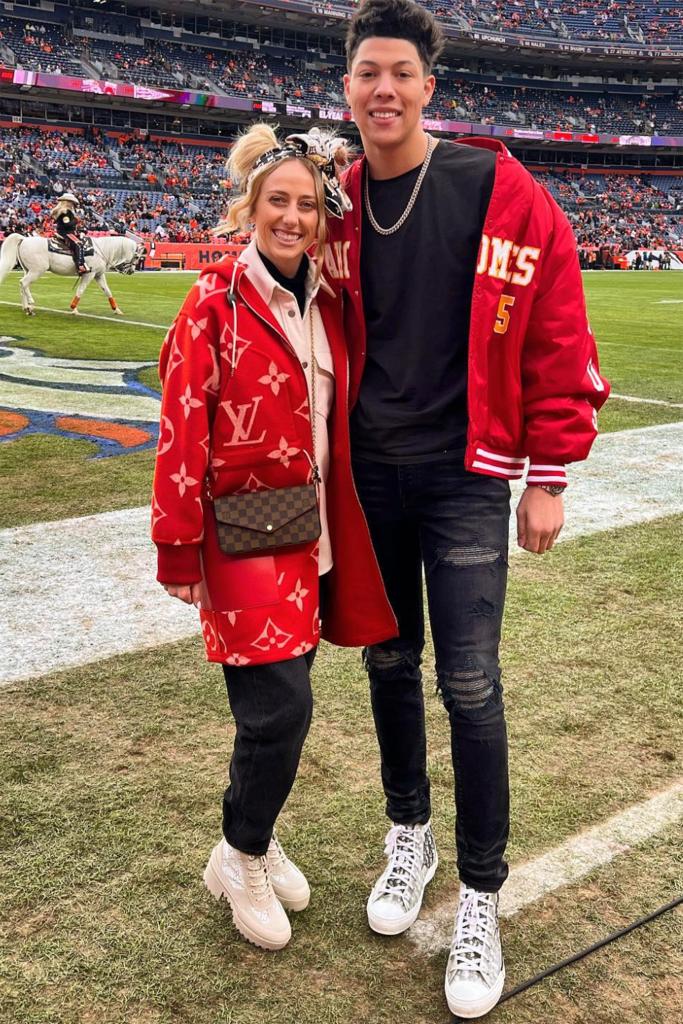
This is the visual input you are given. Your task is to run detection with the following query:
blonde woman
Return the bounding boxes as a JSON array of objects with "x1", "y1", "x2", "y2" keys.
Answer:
[{"x1": 151, "y1": 124, "x2": 396, "y2": 951}]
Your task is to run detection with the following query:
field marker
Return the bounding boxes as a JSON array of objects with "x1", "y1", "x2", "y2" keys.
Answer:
[
  {"x1": 655, "y1": 299, "x2": 683, "y2": 304},
  {"x1": 0, "y1": 299, "x2": 169, "y2": 330},
  {"x1": 611, "y1": 393, "x2": 683, "y2": 409},
  {"x1": 409, "y1": 781, "x2": 683, "y2": 955}
]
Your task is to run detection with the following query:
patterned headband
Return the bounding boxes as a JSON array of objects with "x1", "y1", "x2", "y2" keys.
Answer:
[{"x1": 245, "y1": 127, "x2": 352, "y2": 219}]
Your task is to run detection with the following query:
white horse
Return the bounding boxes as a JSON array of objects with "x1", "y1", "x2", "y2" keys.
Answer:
[{"x1": 0, "y1": 233, "x2": 146, "y2": 316}]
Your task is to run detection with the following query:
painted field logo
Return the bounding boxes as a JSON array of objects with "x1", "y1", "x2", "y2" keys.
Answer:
[{"x1": 0, "y1": 337, "x2": 160, "y2": 457}]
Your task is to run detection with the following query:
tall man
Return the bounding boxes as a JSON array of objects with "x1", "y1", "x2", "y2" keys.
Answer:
[{"x1": 325, "y1": 1, "x2": 609, "y2": 1018}]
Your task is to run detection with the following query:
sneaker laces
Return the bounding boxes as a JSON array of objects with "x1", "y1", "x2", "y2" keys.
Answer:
[
  {"x1": 268, "y1": 833, "x2": 288, "y2": 870},
  {"x1": 374, "y1": 825, "x2": 422, "y2": 907},
  {"x1": 246, "y1": 854, "x2": 274, "y2": 904},
  {"x1": 447, "y1": 887, "x2": 499, "y2": 982}
]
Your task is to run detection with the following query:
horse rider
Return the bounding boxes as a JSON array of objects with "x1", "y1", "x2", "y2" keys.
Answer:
[{"x1": 52, "y1": 193, "x2": 88, "y2": 275}]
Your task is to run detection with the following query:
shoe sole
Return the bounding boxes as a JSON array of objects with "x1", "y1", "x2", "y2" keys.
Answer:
[
  {"x1": 444, "y1": 968, "x2": 505, "y2": 1019},
  {"x1": 203, "y1": 860, "x2": 291, "y2": 951},
  {"x1": 367, "y1": 853, "x2": 439, "y2": 936},
  {"x1": 273, "y1": 887, "x2": 310, "y2": 913}
]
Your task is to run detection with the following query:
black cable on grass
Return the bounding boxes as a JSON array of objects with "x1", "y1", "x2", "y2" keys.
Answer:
[
  {"x1": 448, "y1": 894, "x2": 682, "y2": 1021},
  {"x1": 497, "y1": 895, "x2": 683, "y2": 1006}
]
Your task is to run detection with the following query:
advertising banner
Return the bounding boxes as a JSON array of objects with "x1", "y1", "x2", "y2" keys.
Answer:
[{"x1": 145, "y1": 242, "x2": 246, "y2": 271}]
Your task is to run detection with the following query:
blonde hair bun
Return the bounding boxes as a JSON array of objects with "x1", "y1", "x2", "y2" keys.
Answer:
[{"x1": 227, "y1": 123, "x2": 280, "y2": 190}]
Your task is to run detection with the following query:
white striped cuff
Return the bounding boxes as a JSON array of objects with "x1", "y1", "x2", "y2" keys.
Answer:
[
  {"x1": 473, "y1": 447, "x2": 526, "y2": 479},
  {"x1": 526, "y1": 463, "x2": 567, "y2": 486}
]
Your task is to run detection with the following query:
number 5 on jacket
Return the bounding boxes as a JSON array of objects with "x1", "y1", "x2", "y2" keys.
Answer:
[{"x1": 494, "y1": 294, "x2": 516, "y2": 335}]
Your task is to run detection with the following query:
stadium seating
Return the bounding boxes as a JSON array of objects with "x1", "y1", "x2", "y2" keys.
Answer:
[
  {"x1": 1, "y1": 0, "x2": 681, "y2": 257},
  {"x1": 1, "y1": 126, "x2": 681, "y2": 253},
  {"x1": 0, "y1": 17, "x2": 86, "y2": 76},
  {"x1": 1, "y1": 7, "x2": 681, "y2": 136}
]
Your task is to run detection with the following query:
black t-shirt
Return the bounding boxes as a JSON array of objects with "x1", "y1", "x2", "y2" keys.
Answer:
[{"x1": 351, "y1": 140, "x2": 496, "y2": 463}]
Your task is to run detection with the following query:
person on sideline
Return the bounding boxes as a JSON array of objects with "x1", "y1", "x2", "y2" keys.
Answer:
[
  {"x1": 151, "y1": 124, "x2": 396, "y2": 952},
  {"x1": 325, "y1": 1, "x2": 610, "y2": 1017}
]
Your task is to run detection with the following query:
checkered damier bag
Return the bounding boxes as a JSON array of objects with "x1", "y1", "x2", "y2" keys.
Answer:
[{"x1": 213, "y1": 484, "x2": 321, "y2": 555}]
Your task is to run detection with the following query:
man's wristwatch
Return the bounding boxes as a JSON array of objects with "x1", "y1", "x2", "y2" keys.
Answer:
[{"x1": 532, "y1": 484, "x2": 565, "y2": 497}]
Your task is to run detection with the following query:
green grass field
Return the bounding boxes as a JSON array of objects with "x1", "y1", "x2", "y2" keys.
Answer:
[
  {"x1": 1, "y1": 517, "x2": 681, "y2": 1024},
  {"x1": 1, "y1": 270, "x2": 682, "y2": 529},
  {"x1": 1, "y1": 270, "x2": 682, "y2": 1023}
]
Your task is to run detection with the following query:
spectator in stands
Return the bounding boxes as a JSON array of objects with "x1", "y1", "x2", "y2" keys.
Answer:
[
  {"x1": 334, "y1": 1, "x2": 609, "y2": 1018},
  {"x1": 152, "y1": 122, "x2": 394, "y2": 955}
]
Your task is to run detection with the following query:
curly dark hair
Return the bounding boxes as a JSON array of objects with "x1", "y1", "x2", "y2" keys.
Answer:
[{"x1": 346, "y1": 0, "x2": 445, "y2": 74}]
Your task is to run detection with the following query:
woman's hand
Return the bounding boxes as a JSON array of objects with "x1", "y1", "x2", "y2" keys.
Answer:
[{"x1": 162, "y1": 582, "x2": 203, "y2": 608}]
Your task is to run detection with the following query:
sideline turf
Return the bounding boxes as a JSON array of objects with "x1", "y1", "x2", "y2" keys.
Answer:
[{"x1": 0, "y1": 515, "x2": 681, "y2": 1024}]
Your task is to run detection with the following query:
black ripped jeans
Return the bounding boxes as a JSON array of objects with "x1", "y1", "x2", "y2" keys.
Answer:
[{"x1": 352, "y1": 454, "x2": 511, "y2": 892}]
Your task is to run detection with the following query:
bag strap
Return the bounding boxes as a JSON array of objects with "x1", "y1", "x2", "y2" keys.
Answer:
[
  {"x1": 227, "y1": 261, "x2": 240, "y2": 375},
  {"x1": 308, "y1": 306, "x2": 321, "y2": 484}
]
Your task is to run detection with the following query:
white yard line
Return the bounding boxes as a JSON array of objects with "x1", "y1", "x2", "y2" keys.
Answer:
[
  {"x1": 0, "y1": 422, "x2": 682, "y2": 687},
  {"x1": 410, "y1": 781, "x2": 683, "y2": 955},
  {"x1": 0, "y1": 299, "x2": 169, "y2": 330},
  {"x1": 611, "y1": 393, "x2": 683, "y2": 408}
]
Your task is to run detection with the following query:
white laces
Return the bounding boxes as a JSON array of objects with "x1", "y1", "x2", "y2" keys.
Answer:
[
  {"x1": 268, "y1": 834, "x2": 288, "y2": 870},
  {"x1": 247, "y1": 854, "x2": 274, "y2": 904},
  {"x1": 375, "y1": 825, "x2": 422, "y2": 903},
  {"x1": 448, "y1": 886, "x2": 499, "y2": 980}
]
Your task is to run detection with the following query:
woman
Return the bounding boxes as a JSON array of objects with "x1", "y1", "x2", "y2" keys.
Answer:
[
  {"x1": 152, "y1": 124, "x2": 396, "y2": 951},
  {"x1": 51, "y1": 192, "x2": 88, "y2": 274}
]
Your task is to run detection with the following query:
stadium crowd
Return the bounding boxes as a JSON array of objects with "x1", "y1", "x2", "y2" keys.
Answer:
[
  {"x1": 1, "y1": 126, "x2": 681, "y2": 255},
  {"x1": 2, "y1": 13, "x2": 681, "y2": 135}
]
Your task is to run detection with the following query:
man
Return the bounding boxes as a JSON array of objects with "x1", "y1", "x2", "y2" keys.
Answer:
[{"x1": 325, "y1": 1, "x2": 609, "y2": 1018}]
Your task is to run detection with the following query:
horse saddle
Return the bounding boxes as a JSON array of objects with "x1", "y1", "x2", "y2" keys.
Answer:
[{"x1": 48, "y1": 236, "x2": 95, "y2": 258}]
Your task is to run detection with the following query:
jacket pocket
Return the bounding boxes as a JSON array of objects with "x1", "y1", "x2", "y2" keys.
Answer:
[{"x1": 201, "y1": 500, "x2": 278, "y2": 611}]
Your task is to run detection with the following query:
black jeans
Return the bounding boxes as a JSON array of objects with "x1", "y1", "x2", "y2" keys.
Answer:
[
  {"x1": 222, "y1": 648, "x2": 316, "y2": 856},
  {"x1": 352, "y1": 454, "x2": 511, "y2": 892}
]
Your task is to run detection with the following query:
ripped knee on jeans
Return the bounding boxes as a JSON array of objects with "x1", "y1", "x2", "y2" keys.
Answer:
[
  {"x1": 363, "y1": 644, "x2": 422, "y2": 680},
  {"x1": 429, "y1": 543, "x2": 508, "y2": 574},
  {"x1": 436, "y1": 659, "x2": 502, "y2": 716}
]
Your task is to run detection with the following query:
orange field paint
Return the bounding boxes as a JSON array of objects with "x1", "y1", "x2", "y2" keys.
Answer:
[
  {"x1": 0, "y1": 410, "x2": 30, "y2": 436},
  {"x1": 55, "y1": 417, "x2": 152, "y2": 448}
]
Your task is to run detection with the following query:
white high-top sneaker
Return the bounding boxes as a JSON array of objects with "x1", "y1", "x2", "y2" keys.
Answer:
[
  {"x1": 366, "y1": 821, "x2": 438, "y2": 935},
  {"x1": 444, "y1": 884, "x2": 505, "y2": 1019},
  {"x1": 203, "y1": 838, "x2": 291, "y2": 950},
  {"x1": 267, "y1": 833, "x2": 310, "y2": 912}
]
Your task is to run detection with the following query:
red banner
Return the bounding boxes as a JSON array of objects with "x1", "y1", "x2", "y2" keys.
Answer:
[{"x1": 145, "y1": 242, "x2": 246, "y2": 271}]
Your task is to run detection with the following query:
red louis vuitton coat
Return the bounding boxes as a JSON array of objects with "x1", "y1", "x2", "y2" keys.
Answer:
[{"x1": 151, "y1": 256, "x2": 397, "y2": 666}]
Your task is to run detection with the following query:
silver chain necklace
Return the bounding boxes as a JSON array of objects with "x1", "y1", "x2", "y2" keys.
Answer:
[{"x1": 364, "y1": 135, "x2": 436, "y2": 236}]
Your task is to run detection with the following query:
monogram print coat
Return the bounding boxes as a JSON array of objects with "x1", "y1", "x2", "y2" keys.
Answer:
[{"x1": 152, "y1": 255, "x2": 397, "y2": 666}]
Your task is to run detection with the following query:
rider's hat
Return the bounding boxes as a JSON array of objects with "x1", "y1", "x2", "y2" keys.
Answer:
[{"x1": 59, "y1": 192, "x2": 79, "y2": 205}]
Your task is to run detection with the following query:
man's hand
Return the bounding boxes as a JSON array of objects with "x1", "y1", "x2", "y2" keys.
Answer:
[
  {"x1": 162, "y1": 582, "x2": 203, "y2": 608},
  {"x1": 516, "y1": 486, "x2": 564, "y2": 554}
]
